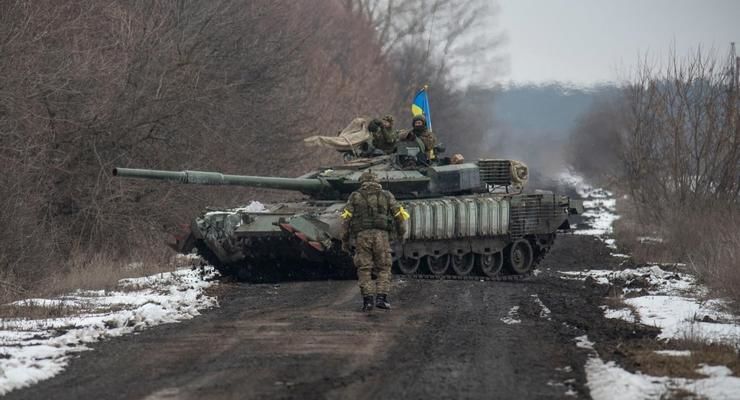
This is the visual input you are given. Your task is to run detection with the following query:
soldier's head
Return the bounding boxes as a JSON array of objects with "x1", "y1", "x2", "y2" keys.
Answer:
[
  {"x1": 359, "y1": 171, "x2": 379, "y2": 184},
  {"x1": 412, "y1": 114, "x2": 427, "y2": 133},
  {"x1": 382, "y1": 115, "x2": 394, "y2": 129},
  {"x1": 367, "y1": 119, "x2": 382, "y2": 133}
]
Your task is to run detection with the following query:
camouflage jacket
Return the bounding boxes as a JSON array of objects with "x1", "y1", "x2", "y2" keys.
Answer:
[
  {"x1": 341, "y1": 182, "x2": 407, "y2": 239},
  {"x1": 371, "y1": 126, "x2": 399, "y2": 153}
]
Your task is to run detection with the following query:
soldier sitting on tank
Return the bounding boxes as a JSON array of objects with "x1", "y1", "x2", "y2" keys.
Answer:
[
  {"x1": 341, "y1": 171, "x2": 409, "y2": 312},
  {"x1": 367, "y1": 115, "x2": 398, "y2": 154},
  {"x1": 400, "y1": 114, "x2": 438, "y2": 161}
]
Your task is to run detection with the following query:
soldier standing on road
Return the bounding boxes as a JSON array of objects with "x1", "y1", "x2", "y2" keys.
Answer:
[{"x1": 341, "y1": 171, "x2": 409, "y2": 312}]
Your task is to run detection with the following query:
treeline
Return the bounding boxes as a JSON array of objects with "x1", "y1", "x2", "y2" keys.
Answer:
[
  {"x1": 0, "y1": 0, "x2": 497, "y2": 298},
  {"x1": 569, "y1": 47, "x2": 739, "y2": 302}
]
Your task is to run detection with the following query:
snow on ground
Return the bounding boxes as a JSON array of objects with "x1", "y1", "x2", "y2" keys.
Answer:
[
  {"x1": 600, "y1": 306, "x2": 636, "y2": 323},
  {"x1": 578, "y1": 334, "x2": 740, "y2": 400},
  {"x1": 0, "y1": 265, "x2": 218, "y2": 395},
  {"x1": 562, "y1": 171, "x2": 740, "y2": 399},
  {"x1": 531, "y1": 294, "x2": 552, "y2": 320},
  {"x1": 500, "y1": 306, "x2": 521, "y2": 325},
  {"x1": 561, "y1": 265, "x2": 740, "y2": 343},
  {"x1": 558, "y1": 171, "x2": 620, "y2": 238}
]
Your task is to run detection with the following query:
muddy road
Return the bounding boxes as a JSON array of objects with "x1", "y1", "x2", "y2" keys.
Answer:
[{"x1": 6, "y1": 235, "x2": 631, "y2": 400}]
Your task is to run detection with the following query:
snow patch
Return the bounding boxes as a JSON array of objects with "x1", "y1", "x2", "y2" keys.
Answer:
[
  {"x1": 234, "y1": 200, "x2": 268, "y2": 213},
  {"x1": 562, "y1": 266, "x2": 740, "y2": 343},
  {"x1": 654, "y1": 350, "x2": 691, "y2": 357},
  {"x1": 500, "y1": 306, "x2": 521, "y2": 324},
  {"x1": 575, "y1": 335, "x2": 595, "y2": 349},
  {"x1": 625, "y1": 295, "x2": 740, "y2": 342},
  {"x1": 531, "y1": 294, "x2": 551, "y2": 320},
  {"x1": 601, "y1": 306, "x2": 637, "y2": 323},
  {"x1": 559, "y1": 265, "x2": 696, "y2": 295},
  {"x1": 580, "y1": 335, "x2": 740, "y2": 400},
  {"x1": 0, "y1": 267, "x2": 218, "y2": 395}
]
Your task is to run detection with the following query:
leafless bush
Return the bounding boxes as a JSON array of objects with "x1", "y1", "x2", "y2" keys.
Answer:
[
  {"x1": 599, "y1": 46, "x2": 740, "y2": 304},
  {"x1": 620, "y1": 48, "x2": 739, "y2": 221},
  {"x1": 0, "y1": 0, "x2": 398, "y2": 300}
]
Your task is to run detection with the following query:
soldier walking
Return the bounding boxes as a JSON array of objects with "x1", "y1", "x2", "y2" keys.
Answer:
[{"x1": 341, "y1": 171, "x2": 409, "y2": 312}]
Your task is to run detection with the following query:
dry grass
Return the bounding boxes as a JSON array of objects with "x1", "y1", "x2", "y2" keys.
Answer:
[
  {"x1": 627, "y1": 339, "x2": 739, "y2": 379},
  {"x1": 0, "y1": 301, "x2": 83, "y2": 320},
  {"x1": 612, "y1": 196, "x2": 674, "y2": 264},
  {"x1": 39, "y1": 249, "x2": 175, "y2": 297},
  {"x1": 0, "y1": 245, "x2": 194, "y2": 319},
  {"x1": 613, "y1": 195, "x2": 740, "y2": 310}
]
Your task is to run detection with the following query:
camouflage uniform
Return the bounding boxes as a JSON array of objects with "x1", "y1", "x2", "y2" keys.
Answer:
[
  {"x1": 368, "y1": 115, "x2": 398, "y2": 154},
  {"x1": 407, "y1": 114, "x2": 438, "y2": 160},
  {"x1": 341, "y1": 171, "x2": 408, "y2": 311}
]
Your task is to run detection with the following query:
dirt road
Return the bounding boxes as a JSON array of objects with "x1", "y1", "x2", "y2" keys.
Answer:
[{"x1": 5, "y1": 235, "x2": 634, "y2": 400}]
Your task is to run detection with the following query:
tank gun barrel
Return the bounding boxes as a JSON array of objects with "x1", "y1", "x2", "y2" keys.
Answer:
[{"x1": 112, "y1": 167, "x2": 328, "y2": 193}]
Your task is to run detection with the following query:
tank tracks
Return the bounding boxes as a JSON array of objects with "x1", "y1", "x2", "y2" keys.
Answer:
[
  {"x1": 195, "y1": 239, "x2": 536, "y2": 283},
  {"x1": 399, "y1": 272, "x2": 533, "y2": 282}
]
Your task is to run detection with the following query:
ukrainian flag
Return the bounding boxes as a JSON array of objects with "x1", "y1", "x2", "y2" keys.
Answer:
[{"x1": 411, "y1": 86, "x2": 432, "y2": 132}]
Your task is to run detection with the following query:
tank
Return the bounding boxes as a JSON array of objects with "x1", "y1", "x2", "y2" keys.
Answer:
[{"x1": 113, "y1": 148, "x2": 582, "y2": 282}]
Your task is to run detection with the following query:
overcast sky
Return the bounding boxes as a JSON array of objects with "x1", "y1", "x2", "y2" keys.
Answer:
[{"x1": 496, "y1": 0, "x2": 740, "y2": 85}]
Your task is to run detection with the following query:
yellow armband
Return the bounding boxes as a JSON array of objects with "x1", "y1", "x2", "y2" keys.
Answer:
[
  {"x1": 341, "y1": 209, "x2": 353, "y2": 219},
  {"x1": 394, "y1": 206, "x2": 410, "y2": 221}
]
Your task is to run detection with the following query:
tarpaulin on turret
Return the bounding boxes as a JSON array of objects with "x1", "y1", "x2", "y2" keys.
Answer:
[{"x1": 303, "y1": 117, "x2": 371, "y2": 151}]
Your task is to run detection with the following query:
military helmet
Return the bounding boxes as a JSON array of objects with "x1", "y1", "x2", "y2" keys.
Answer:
[
  {"x1": 412, "y1": 114, "x2": 427, "y2": 127},
  {"x1": 382, "y1": 115, "x2": 394, "y2": 124},
  {"x1": 359, "y1": 171, "x2": 379, "y2": 183}
]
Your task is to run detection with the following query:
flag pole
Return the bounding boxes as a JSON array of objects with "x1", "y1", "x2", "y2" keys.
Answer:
[{"x1": 424, "y1": 84, "x2": 432, "y2": 132}]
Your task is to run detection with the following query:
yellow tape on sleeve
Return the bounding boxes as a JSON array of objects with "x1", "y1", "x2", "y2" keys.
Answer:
[
  {"x1": 394, "y1": 206, "x2": 410, "y2": 221},
  {"x1": 341, "y1": 209, "x2": 352, "y2": 219}
]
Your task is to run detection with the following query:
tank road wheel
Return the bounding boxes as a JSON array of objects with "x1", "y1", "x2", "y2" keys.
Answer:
[
  {"x1": 451, "y1": 253, "x2": 475, "y2": 276},
  {"x1": 506, "y1": 239, "x2": 534, "y2": 275},
  {"x1": 396, "y1": 257, "x2": 421, "y2": 275},
  {"x1": 476, "y1": 252, "x2": 504, "y2": 277},
  {"x1": 425, "y1": 254, "x2": 450, "y2": 275}
]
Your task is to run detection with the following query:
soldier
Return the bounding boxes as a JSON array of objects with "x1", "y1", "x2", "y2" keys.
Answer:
[
  {"x1": 341, "y1": 171, "x2": 409, "y2": 312},
  {"x1": 368, "y1": 115, "x2": 398, "y2": 154},
  {"x1": 413, "y1": 114, "x2": 437, "y2": 160},
  {"x1": 400, "y1": 114, "x2": 438, "y2": 161}
]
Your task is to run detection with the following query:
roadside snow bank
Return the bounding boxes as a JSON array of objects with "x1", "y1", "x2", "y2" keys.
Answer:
[
  {"x1": 0, "y1": 266, "x2": 218, "y2": 395},
  {"x1": 578, "y1": 335, "x2": 740, "y2": 400},
  {"x1": 563, "y1": 173, "x2": 740, "y2": 399},
  {"x1": 561, "y1": 266, "x2": 740, "y2": 343}
]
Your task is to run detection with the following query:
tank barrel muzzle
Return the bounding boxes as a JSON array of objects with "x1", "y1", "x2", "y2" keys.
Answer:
[{"x1": 112, "y1": 167, "x2": 327, "y2": 193}]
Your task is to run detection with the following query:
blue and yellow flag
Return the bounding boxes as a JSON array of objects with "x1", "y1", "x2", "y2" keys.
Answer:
[{"x1": 411, "y1": 86, "x2": 432, "y2": 132}]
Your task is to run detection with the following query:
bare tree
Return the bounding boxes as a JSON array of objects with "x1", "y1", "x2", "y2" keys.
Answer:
[{"x1": 0, "y1": 0, "x2": 399, "y2": 297}]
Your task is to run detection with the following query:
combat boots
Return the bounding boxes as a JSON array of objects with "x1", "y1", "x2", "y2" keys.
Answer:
[
  {"x1": 375, "y1": 294, "x2": 391, "y2": 310},
  {"x1": 362, "y1": 295, "x2": 374, "y2": 312}
]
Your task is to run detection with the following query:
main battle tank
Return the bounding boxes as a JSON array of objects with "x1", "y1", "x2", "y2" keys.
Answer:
[{"x1": 114, "y1": 144, "x2": 582, "y2": 282}]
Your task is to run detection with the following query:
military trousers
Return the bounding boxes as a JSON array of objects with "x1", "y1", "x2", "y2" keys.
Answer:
[{"x1": 352, "y1": 229, "x2": 392, "y2": 296}]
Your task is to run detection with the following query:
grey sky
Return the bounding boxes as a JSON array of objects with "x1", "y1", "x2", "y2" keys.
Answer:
[{"x1": 496, "y1": 0, "x2": 740, "y2": 85}]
